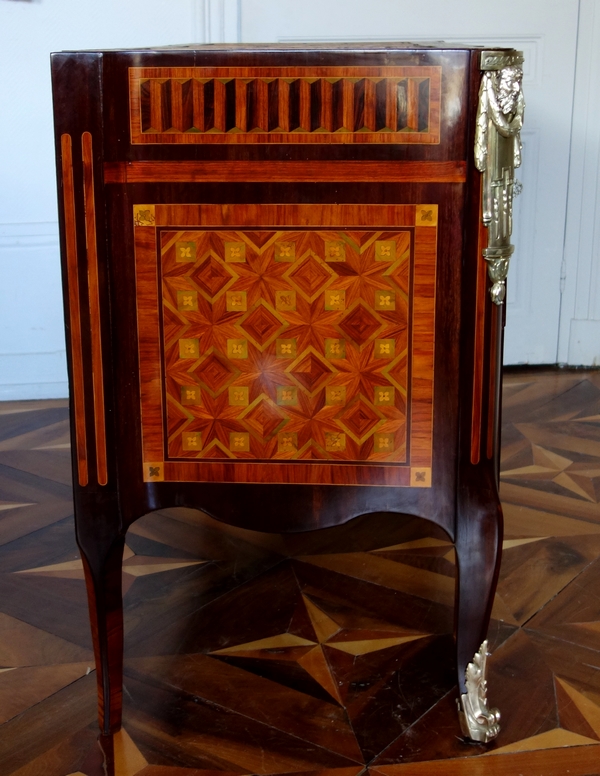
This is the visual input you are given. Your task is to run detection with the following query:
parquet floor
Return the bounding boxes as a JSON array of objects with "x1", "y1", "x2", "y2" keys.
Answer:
[{"x1": 0, "y1": 370, "x2": 599, "y2": 776}]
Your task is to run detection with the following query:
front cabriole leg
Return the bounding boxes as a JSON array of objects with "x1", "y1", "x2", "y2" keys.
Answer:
[{"x1": 454, "y1": 492, "x2": 503, "y2": 743}]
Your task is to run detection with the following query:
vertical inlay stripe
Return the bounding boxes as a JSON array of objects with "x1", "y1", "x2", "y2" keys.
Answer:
[
  {"x1": 471, "y1": 208, "x2": 487, "y2": 465},
  {"x1": 82, "y1": 132, "x2": 108, "y2": 486},
  {"x1": 61, "y1": 133, "x2": 88, "y2": 486}
]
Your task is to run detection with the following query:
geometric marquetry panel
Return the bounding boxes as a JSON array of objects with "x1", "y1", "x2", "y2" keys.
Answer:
[
  {"x1": 129, "y1": 67, "x2": 441, "y2": 145},
  {"x1": 162, "y1": 228, "x2": 409, "y2": 463},
  {"x1": 135, "y1": 204, "x2": 436, "y2": 487}
]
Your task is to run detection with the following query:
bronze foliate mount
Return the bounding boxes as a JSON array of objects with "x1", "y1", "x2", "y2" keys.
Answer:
[
  {"x1": 457, "y1": 640, "x2": 501, "y2": 743},
  {"x1": 475, "y1": 51, "x2": 525, "y2": 305}
]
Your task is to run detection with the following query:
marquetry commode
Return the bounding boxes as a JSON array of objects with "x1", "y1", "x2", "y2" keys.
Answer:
[{"x1": 51, "y1": 43, "x2": 524, "y2": 744}]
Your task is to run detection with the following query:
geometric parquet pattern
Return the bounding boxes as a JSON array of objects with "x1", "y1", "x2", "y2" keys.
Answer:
[
  {"x1": 162, "y1": 229, "x2": 409, "y2": 462},
  {"x1": 1, "y1": 369, "x2": 600, "y2": 775}
]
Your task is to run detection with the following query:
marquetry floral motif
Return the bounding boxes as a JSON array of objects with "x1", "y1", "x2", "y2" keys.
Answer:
[
  {"x1": 161, "y1": 229, "x2": 411, "y2": 461},
  {"x1": 133, "y1": 205, "x2": 155, "y2": 226}
]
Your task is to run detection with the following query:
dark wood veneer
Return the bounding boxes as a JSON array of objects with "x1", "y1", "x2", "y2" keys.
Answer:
[
  {"x1": 104, "y1": 160, "x2": 467, "y2": 184},
  {"x1": 51, "y1": 43, "x2": 505, "y2": 740},
  {"x1": 60, "y1": 133, "x2": 88, "y2": 487}
]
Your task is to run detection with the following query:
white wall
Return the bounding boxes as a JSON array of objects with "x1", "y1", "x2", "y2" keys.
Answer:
[
  {"x1": 237, "y1": 0, "x2": 581, "y2": 367},
  {"x1": 558, "y1": 0, "x2": 600, "y2": 366},
  {"x1": 0, "y1": 0, "x2": 206, "y2": 400},
  {"x1": 1, "y1": 1, "x2": 598, "y2": 402}
]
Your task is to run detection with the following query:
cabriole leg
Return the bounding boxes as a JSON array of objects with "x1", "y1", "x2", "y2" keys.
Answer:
[{"x1": 455, "y1": 496, "x2": 503, "y2": 743}]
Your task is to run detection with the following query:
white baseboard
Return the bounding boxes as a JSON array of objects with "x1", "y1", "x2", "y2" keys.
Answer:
[
  {"x1": 568, "y1": 319, "x2": 600, "y2": 366},
  {"x1": 0, "y1": 351, "x2": 68, "y2": 400},
  {"x1": 0, "y1": 382, "x2": 69, "y2": 401},
  {"x1": 0, "y1": 223, "x2": 68, "y2": 401}
]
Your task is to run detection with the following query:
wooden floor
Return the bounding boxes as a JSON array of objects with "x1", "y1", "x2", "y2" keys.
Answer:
[{"x1": 0, "y1": 370, "x2": 600, "y2": 776}]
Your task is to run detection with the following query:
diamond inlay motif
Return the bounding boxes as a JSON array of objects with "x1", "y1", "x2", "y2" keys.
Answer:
[
  {"x1": 286, "y1": 254, "x2": 333, "y2": 301},
  {"x1": 337, "y1": 302, "x2": 383, "y2": 348},
  {"x1": 287, "y1": 349, "x2": 335, "y2": 395},
  {"x1": 191, "y1": 255, "x2": 235, "y2": 300},
  {"x1": 240, "y1": 396, "x2": 288, "y2": 442},
  {"x1": 337, "y1": 397, "x2": 384, "y2": 444},
  {"x1": 193, "y1": 350, "x2": 239, "y2": 396},
  {"x1": 238, "y1": 302, "x2": 285, "y2": 349}
]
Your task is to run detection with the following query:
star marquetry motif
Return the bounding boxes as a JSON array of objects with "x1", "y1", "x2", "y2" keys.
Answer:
[
  {"x1": 334, "y1": 342, "x2": 407, "y2": 414},
  {"x1": 165, "y1": 293, "x2": 241, "y2": 356},
  {"x1": 280, "y1": 296, "x2": 346, "y2": 354},
  {"x1": 223, "y1": 235, "x2": 298, "y2": 307},
  {"x1": 333, "y1": 230, "x2": 411, "y2": 304}
]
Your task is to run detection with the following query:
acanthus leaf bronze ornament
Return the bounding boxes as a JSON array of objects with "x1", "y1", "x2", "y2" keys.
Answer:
[
  {"x1": 475, "y1": 51, "x2": 525, "y2": 305},
  {"x1": 457, "y1": 640, "x2": 501, "y2": 743}
]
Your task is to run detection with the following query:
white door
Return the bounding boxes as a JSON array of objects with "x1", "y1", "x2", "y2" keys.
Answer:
[{"x1": 223, "y1": 0, "x2": 580, "y2": 365}]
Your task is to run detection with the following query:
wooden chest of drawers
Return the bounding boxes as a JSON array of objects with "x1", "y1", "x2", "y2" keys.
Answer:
[{"x1": 51, "y1": 42, "x2": 524, "y2": 744}]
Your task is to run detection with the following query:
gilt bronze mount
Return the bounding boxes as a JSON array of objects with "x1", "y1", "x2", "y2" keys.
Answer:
[
  {"x1": 457, "y1": 640, "x2": 502, "y2": 743},
  {"x1": 475, "y1": 50, "x2": 525, "y2": 305}
]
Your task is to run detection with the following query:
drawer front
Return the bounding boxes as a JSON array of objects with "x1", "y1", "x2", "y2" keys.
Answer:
[{"x1": 135, "y1": 203, "x2": 436, "y2": 487}]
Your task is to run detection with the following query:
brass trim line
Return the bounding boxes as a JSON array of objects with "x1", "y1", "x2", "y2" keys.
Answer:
[
  {"x1": 61, "y1": 133, "x2": 88, "y2": 486},
  {"x1": 82, "y1": 132, "x2": 108, "y2": 486}
]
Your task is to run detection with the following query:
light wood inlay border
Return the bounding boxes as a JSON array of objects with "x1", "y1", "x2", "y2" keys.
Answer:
[
  {"x1": 411, "y1": 224, "x2": 436, "y2": 474},
  {"x1": 154, "y1": 204, "x2": 417, "y2": 228},
  {"x1": 104, "y1": 160, "x2": 466, "y2": 185},
  {"x1": 135, "y1": 203, "x2": 436, "y2": 487},
  {"x1": 134, "y1": 224, "x2": 165, "y2": 479},
  {"x1": 61, "y1": 133, "x2": 88, "y2": 486},
  {"x1": 82, "y1": 132, "x2": 108, "y2": 486}
]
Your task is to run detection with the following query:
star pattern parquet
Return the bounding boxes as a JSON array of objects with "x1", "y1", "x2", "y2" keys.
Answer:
[
  {"x1": 161, "y1": 229, "x2": 410, "y2": 463},
  {"x1": 1, "y1": 370, "x2": 600, "y2": 775}
]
